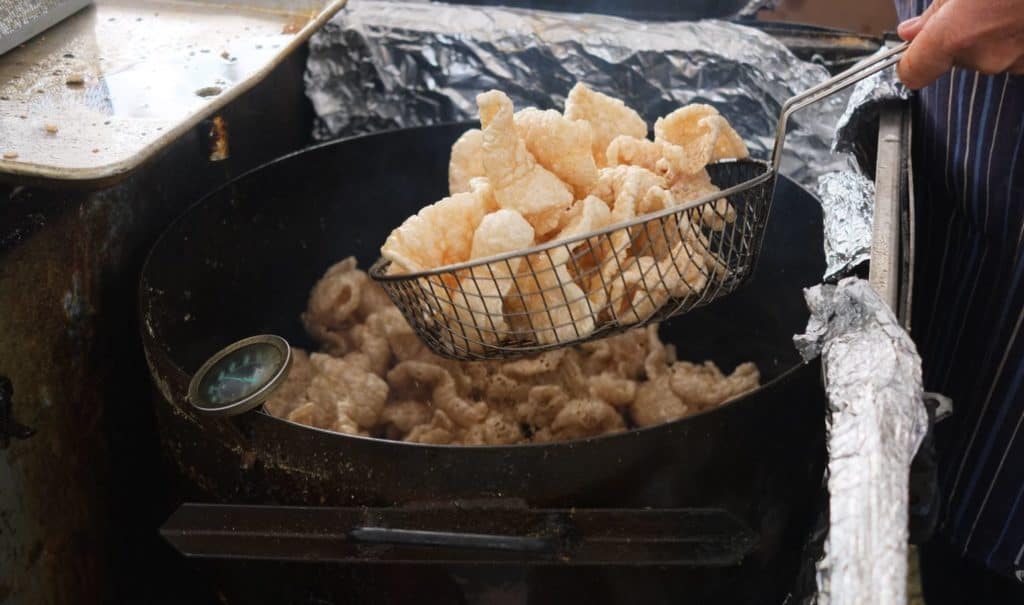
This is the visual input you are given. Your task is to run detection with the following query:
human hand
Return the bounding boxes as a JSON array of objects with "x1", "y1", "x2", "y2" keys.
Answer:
[{"x1": 897, "y1": 0, "x2": 1024, "y2": 89}]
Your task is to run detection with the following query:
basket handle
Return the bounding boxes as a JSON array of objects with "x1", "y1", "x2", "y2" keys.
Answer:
[{"x1": 769, "y1": 41, "x2": 908, "y2": 173}]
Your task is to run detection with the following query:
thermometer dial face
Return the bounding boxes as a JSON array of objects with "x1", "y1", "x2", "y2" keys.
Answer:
[{"x1": 187, "y1": 335, "x2": 291, "y2": 416}]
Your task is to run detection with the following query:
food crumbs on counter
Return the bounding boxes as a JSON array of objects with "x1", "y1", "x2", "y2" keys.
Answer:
[
  {"x1": 66, "y1": 73, "x2": 85, "y2": 85},
  {"x1": 91, "y1": 148, "x2": 100, "y2": 153},
  {"x1": 195, "y1": 86, "x2": 222, "y2": 98},
  {"x1": 3, "y1": 152, "x2": 18, "y2": 160},
  {"x1": 44, "y1": 123, "x2": 58, "y2": 134},
  {"x1": 220, "y1": 50, "x2": 230, "y2": 59}
]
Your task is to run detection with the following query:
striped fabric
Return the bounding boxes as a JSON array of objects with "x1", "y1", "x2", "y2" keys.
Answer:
[{"x1": 896, "y1": 0, "x2": 1024, "y2": 582}]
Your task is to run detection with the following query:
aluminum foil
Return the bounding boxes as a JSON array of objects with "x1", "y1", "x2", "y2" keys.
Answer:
[
  {"x1": 833, "y1": 44, "x2": 911, "y2": 157},
  {"x1": 795, "y1": 278, "x2": 928, "y2": 605},
  {"x1": 814, "y1": 46, "x2": 910, "y2": 282},
  {"x1": 304, "y1": 0, "x2": 850, "y2": 187},
  {"x1": 739, "y1": 0, "x2": 778, "y2": 17},
  {"x1": 817, "y1": 169, "x2": 875, "y2": 281}
]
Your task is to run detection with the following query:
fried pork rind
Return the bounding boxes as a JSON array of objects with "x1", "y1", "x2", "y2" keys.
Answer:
[
  {"x1": 381, "y1": 185, "x2": 494, "y2": 274},
  {"x1": 384, "y1": 89, "x2": 754, "y2": 349},
  {"x1": 310, "y1": 353, "x2": 389, "y2": 433},
  {"x1": 533, "y1": 398, "x2": 626, "y2": 442},
  {"x1": 444, "y1": 209, "x2": 536, "y2": 349},
  {"x1": 347, "y1": 323, "x2": 391, "y2": 378},
  {"x1": 460, "y1": 407, "x2": 524, "y2": 445},
  {"x1": 585, "y1": 165, "x2": 702, "y2": 318},
  {"x1": 619, "y1": 242, "x2": 709, "y2": 325},
  {"x1": 605, "y1": 135, "x2": 665, "y2": 175},
  {"x1": 503, "y1": 349, "x2": 568, "y2": 377},
  {"x1": 365, "y1": 306, "x2": 429, "y2": 363},
  {"x1": 273, "y1": 262, "x2": 763, "y2": 444},
  {"x1": 514, "y1": 108, "x2": 599, "y2": 195},
  {"x1": 264, "y1": 348, "x2": 316, "y2": 419},
  {"x1": 631, "y1": 374, "x2": 688, "y2": 428},
  {"x1": 546, "y1": 196, "x2": 612, "y2": 288},
  {"x1": 589, "y1": 372, "x2": 637, "y2": 406},
  {"x1": 652, "y1": 105, "x2": 748, "y2": 237},
  {"x1": 449, "y1": 128, "x2": 486, "y2": 194},
  {"x1": 504, "y1": 252, "x2": 596, "y2": 345},
  {"x1": 278, "y1": 352, "x2": 389, "y2": 436},
  {"x1": 669, "y1": 361, "x2": 760, "y2": 411},
  {"x1": 380, "y1": 400, "x2": 433, "y2": 435},
  {"x1": 579, "y1": 325, "x2": 651, "y2": 380},
  {"x1": 631, "y1": 360, "x2": 759, "y2": 427},
  {"x1": 517, "y1": 384, "x2": 570, "y2": 429},
  {"x1": 478, "y1": 90, "x2": 574, "y2": 237},
  {"x1": 667, "y1": 168, "x2": 737, "y2": 233},
  {"x1": 607, "y1": 134, "x2": 714, "y2": 181},
  {"x1": 302, "y1": 258, "x2": 393, "y2": 356},
  {"x1": 642, "y1": 324, "x2": 676, "y2": 378},
  {"x1": 387, "y1": 361, "x2": 489, "y2": 428},
  {"x1": 653, "y1": 104, "x2": 749, "y2": 166},
  {"x1": 406, "y1": 410, "x2": 458, "y2": 445},
  {"x1": 564, "y1": 83, "x2": 647, "y2": 167}
]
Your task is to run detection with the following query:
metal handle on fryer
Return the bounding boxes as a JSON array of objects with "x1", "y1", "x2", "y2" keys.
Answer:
[
  {"x1": 350, "y1": 527, "x2": 556, "y2": 554},
  {"x1": 160, "y1": 504, "x2": 757, "y2": 565},
  {"x1": 770, "y1": 41, "x2": 909, "y2": 172}
]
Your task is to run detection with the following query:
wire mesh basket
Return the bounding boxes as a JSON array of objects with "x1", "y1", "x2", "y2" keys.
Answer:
[
  {"x1": 371, "y1": 159, "x2": 774, "y2": 360},
  {"x1": 370, "y1": 42, "x2": 907, "y2": 360}
]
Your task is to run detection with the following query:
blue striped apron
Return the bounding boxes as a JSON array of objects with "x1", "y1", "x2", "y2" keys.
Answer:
[{"x1": 896, "y1": 0, "x2": 1024, "y2": 581}]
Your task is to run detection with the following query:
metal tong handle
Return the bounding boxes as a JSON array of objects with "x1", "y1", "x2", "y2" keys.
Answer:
[{"x1": 770, "y1": 41, "x2": 909, "y2": 172}]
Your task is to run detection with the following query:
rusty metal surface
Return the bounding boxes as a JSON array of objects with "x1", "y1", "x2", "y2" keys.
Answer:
[
  {"x1": 0, "y1": 0, "x2": 346, "y2": 185},
  {"x1": 0, "y1": 47, "x2": 316, "y2": 605}
]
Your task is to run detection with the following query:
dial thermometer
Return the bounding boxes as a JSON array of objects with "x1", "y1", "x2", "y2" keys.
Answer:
[{"x1": 187, "y1": 335, "x2": 292, "y2": 416}]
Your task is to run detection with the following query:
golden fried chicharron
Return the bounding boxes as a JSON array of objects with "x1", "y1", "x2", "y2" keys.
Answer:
[
  {"x1": 265, "y1": 258, "x2": 761, "y2": 445},
  {"x1": 380, "y1": 83, "x2": 750, "y2": 352}
]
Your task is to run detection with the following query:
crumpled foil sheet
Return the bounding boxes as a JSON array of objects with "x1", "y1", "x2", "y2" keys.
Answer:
[
  {"x1": 833, "y1": 44, "x2": 911, "y2": 156},
  {"x1": 815, "y1": 45, "x2": 909, "y2": 281},
  {"x1": 740, "y1": 0, "x2": 778, "y2": 17},
  {"x1": 817, "y1": 169, "x2": 875, "y2": 281},
  {"x1": 795, "y1": 278, "x2": 928, "y2": 605},
  {"x1": 304, "y1": 0, "x2": 850, "y2": 187}
]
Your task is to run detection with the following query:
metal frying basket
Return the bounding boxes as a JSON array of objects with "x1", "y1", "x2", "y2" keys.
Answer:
[{"x1": 370, "y1": 42, "x2": 908, "y2": 360}]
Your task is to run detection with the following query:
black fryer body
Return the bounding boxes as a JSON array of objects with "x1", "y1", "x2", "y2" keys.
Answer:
[{"x1": 140, "y1": 123, "x2": 828, "y2": 604}]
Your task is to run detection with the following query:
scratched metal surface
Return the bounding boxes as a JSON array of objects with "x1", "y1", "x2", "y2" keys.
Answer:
[
  {"x1": 0, "y1": 0, "x2": 93, "y2": 55},
  {"x1": 0, "y1": 46, "x2": 317, "y2": 605},
  {"x1": 0, "y1": 0, "x2": 346, "y2": 184}
]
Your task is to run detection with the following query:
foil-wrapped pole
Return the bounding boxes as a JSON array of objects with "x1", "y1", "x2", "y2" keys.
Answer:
[
  {"x1": 818, "y1": 44, "x2": 910, "y2": 281},
  {"x1": 304, "y1": 0, "x2": 849, "y2": 187},
  {"x1": 817, "y1": 169, "x2": 875, "y2": 281},
  {"x1": 795, "y1": 278, "x2": 929, "y2": 605},
  {"x1": 833, "y1": 44, "x2": 912, "y2": 160}
]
